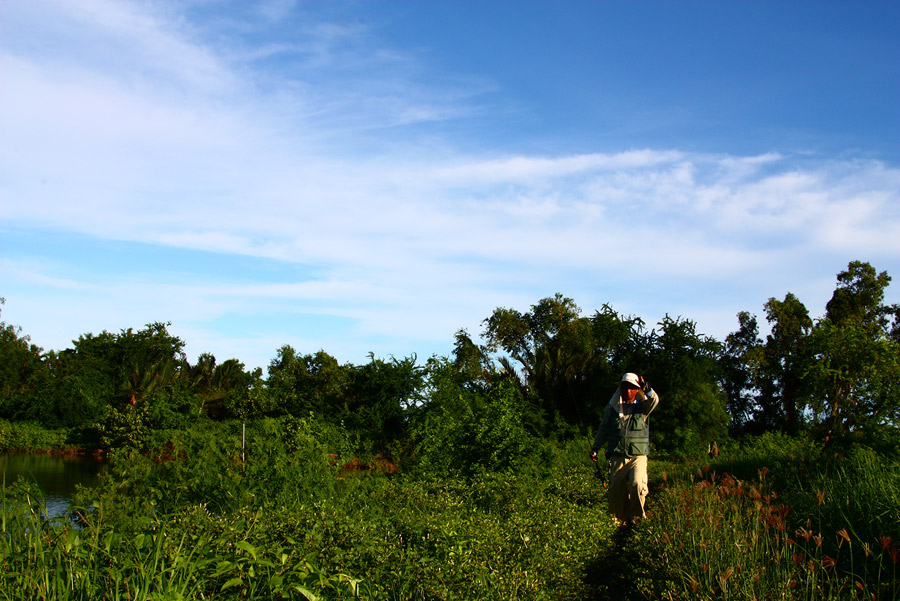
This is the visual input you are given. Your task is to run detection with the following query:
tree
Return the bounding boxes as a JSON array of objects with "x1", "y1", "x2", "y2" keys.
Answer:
[
  {"x1": 450, "y1": 329, "x2": 496, "y2": 391},
  {"x1": 410, "y1": 359, "x2": 533, "y2": 478},
  {"x1": 758, "y1": 293, "x2": 813, "y2": 434},
  {"x1": 719, "y1": 311, "x2": 764, "y2": 435},
  {"x1": 642, "y1": 315, "x2": 728, "y2": 455},
  {"x1": 482, "y1": 293, "x2": 581, "y2": 383},
  {"x1": 186, "y1": 353, "x2": 259, "y2": 419},
  {"x1": 0, "y1": 299, "x2": 48, "y2": 423},
  {"x1": 586, "y1": 304, "x2": 649, "y2": 415},
  {"x1": 890, "y1": 304, "x2": 900, "y2": 345},
  {"x1": 67, "y1": 323, "x2": 192, "y2": 447},
  {"x1": 266, "y1": 346, "x2": 349, "y2": 419},
  {"x1": 825, "y1": 260, "x2": 894, "y2": 336},
  {"x1": 345, "y1": 354, "x2": 426, "y2": 451},
  {"x1": 70, "y1": 322, "x2": 188, "y2": 409},
  {"x1": 806, "y1": 320, "x2": 900, "y2": 440},
  {"x1": 482, "y1": 294, "x2": 602, "y2": 429},
  {"x1": 808, "y1": 261, "x2": 900, "y2": 441},
  {"x1": 589, "y1": 304, "x2": 646, "y2": 378}
]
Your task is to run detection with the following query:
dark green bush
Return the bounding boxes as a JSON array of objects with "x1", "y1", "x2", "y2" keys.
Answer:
[{"x1": 0, "y1": 419, "x2": 71, "y2": 451}]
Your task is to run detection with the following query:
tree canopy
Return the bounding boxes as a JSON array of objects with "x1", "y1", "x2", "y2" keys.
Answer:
[{"x1": 1, "y1": 260, "x2": 897, "y2": 460}]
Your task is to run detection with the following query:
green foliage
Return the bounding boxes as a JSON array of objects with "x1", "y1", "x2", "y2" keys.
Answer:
[
  {"x1": 184, "y1": 353, "x2": 262, "y2": 420},
  {"x1": 0, "y1": 419, "x2": 71, "y2": 452},
  {"x1": 719, "y1": 311, "x2": 764, "y2": 434},
  {"x1": 39, "y1": 431, "x2": 620, "y2": 600},
  {"x1": 825, "y1": 260, "x2": 895, "y2": 335},
  {"x1": 0, "y1": 486, "x2": 366, "y2": 600},
  {"x1": 411, "y1": 362, "x2": 535, "y2": 478},
  {"x1": 0, "y1": 313, "x2": 261, "y2": 441},
  {"x1": 450, "y1": 328, "x2": 495, "y2": 387},
  {"x1": 642, "y1": 315, "x2": 729, "y2": 456},
  {"x1": 721, "y1": 260, "x2": 900, "y2": 445},
  {"x1": 145, "y1": 380, "x2": 203, "y2": 430},
  {"x1": 266, "y1": 347, "x2": 349, "y2": 419},
  {"x1": 0, "y1": 309, "x2": 50, "y2": 425},
  {"x1": 634, "y1": 439, "x2": 900, "y2": 600},
  {"x1": 266, "y1": 348, "x2": 425, "y2": 454},
  {"x1": 2, "y1": 259, "x2": 899, "y2": 466},
  {"x1": 788, "y1": 445, "x2": 900, "y2": 545},
  {"x1": 5, "y1": 426, "x2": 900, "y2": 600},
  {"x1": 589, "y1": 303, "x2": 646, "y2": 382},
  {"x1": 30, "y1": 365, "x2": 108, "y2": 431},
  {"x1": 478, "y1": 295, "x2": 731, "y2": 455},
  {"x1": 5, "y1": 263, "x2": 900, "y2": 599},
  {"x1": 806, "y1": 321, "x2": 900, "y2": 438},
  {"x1": 344, "y1": 354, "x2": 425, "y2": 452},
  {"x1": 70, "y1": 322, "x2": 187, "y2": 405},
  {"x1": 94, "y1": 403, "x2": 152, "y2": 451},
  {"x1": 482, "y1": 293, "x2": 595, "y2": 427},
  {"x1": 758, "y1": 292, "x2": 815, "y2": 434}
]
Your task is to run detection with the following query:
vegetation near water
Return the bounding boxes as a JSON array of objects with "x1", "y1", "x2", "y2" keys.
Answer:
[{"x1": 1, "y1": 259, "x2": 898, "y2": 599}]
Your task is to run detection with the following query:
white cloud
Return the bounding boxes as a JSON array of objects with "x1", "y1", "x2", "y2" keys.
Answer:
[
  {"x1": 433, "y1": 150, "x2": 685, "y2": 184},
  {"x1": 1, "y1": 0, "x2": 898, "y2": 369}
]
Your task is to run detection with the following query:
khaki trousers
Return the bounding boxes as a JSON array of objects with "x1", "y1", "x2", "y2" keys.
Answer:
[{"x1": 608, "y1": 455, "x2": 649, "y2": 523}]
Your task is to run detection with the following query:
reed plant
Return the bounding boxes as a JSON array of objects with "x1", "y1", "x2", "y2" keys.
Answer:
[{"x1": 632, "y1": 446, "x2": 900, "y2": 600}]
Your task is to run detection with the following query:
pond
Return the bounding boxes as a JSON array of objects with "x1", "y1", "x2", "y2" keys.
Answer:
[{"x1": 1, "y1": 452, "x2": 106, "y2": 517}]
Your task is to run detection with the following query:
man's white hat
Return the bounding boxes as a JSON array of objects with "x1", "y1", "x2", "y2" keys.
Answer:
[{"x1": 619, "y1": 372, "x2": 641, "y2": 388}]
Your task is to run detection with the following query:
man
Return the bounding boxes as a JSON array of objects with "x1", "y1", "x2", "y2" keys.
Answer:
[{"x1": 591, "y1": 372, "x2": 660, "y2": 526}]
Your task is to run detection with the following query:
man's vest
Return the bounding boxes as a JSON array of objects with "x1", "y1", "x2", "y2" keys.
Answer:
[{"x1": 611, "y1": 403, "x2": 651, "y2": 457}]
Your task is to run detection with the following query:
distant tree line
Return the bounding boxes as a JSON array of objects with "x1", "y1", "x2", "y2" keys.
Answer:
[{"x1": 1, "y1": 260, "x2": 898, "y2": 460}]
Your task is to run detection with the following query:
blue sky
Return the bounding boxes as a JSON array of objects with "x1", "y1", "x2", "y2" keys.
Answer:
[{"x1": 1, "y1": 0, "x2": 899, "y2": 372}]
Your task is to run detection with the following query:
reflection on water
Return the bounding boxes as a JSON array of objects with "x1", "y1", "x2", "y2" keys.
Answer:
[{"x1": 1, "y1": 453, "x2": 106, "y2": 517}]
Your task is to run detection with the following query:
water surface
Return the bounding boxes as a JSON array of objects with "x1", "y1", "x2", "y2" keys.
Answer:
[{"x1": 1, "y1": 453, "x2": 105, "y2": 517}]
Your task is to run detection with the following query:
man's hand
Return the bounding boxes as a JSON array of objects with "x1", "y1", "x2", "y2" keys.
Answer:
[{"x1": 638, "y1": 374, "x2": 651, "y2": 394}]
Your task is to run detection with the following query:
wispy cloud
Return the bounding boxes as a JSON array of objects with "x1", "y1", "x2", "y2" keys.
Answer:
[{"x1": 1, "y1": 0, "x2": 898, "y2": 369}]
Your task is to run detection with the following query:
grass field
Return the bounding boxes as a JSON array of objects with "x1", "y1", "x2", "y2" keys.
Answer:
[{"x1": 1, "y1": 427, "x2": 897, "y2": 600}]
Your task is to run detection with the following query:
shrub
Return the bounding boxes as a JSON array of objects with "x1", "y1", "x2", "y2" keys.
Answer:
[
  {"x1": 0, "y1": 420, "x2": 71, "y2": 452},
  {"x1": 411, "y1": 374, "x2": 535, "y2": 479}
]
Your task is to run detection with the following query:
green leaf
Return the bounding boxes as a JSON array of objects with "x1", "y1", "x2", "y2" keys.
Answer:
[
  {"x1": 235, "y1": 539, "x2": 257, "y2": 560},
  {"x1": 292, "y1": 586, "x2": 319, "y2": 601},
  {"x1": 221, "y1": 577, "x2": 243, "y2": 591}
]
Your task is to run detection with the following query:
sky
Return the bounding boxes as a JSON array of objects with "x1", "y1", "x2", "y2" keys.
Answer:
[{"x1": 1, "y1": 0, "x2": 899, "y2": 373}]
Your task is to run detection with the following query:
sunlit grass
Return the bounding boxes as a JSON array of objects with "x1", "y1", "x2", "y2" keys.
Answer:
[
  {"x1": 633, "y1": 442, "x2": 900, "y2": 600},
  {"x1": 0, "y1": 487, "x2": 366, "y2": 600},
  {"x1": 0, "y1": 444, "x2": 616, "y2": 600},
  {"x1": 2, "y1": 429, "x2": 898, "y2": 600}
]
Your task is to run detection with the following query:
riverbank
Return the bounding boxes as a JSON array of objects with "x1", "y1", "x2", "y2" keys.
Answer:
[
  {"x1": 0, "y1": 420, "x2": 71, "y2": 453},
  {"x1": 0, "y1": 419, "x2": 88, "y2": 454}
]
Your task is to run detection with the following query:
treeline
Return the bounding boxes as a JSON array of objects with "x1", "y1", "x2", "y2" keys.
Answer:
[{"x1": 1, "y1": 260, "x2": 898, "y2": 460}]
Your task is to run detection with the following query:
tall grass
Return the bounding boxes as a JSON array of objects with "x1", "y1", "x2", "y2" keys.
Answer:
[
  {"x1": 0, "y1": 484, "x2": 366, "y2": 600},
  {"x1": 3, "y1": 424, "x2": 898, "y2": 600},
  {"x1": 1, "y1": 428, "x2": 620, "y2": 600},
  {"x1": 632, "y1": 436, "x2": 900, "y2": 600},
  {"x1": 0, "y1": 473, "x2": 618, "y2": 600}
]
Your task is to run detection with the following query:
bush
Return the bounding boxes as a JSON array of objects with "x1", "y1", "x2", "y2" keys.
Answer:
[
  {"x1": 63, "y1": 427, "x2": 618, "y2": 600},
  {"x1": 411, "y1": 375, "x2": 535, "y2": 479},
  {"x1": 0, "y1": 420, "x2": 71, "y2": 452}
]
